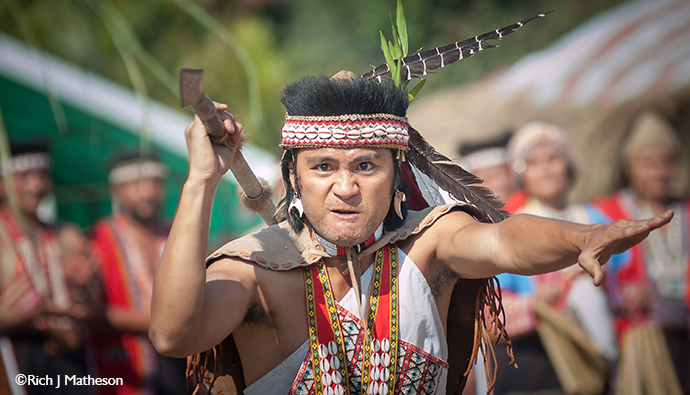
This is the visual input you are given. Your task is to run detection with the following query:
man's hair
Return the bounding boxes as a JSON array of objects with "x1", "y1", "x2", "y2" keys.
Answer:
[
  {"x1": 9, "y1": 140, "x2": 50, "y2": 156},
  {"x1": 280, "y1": 75, "x2": 408, "y2": 117},
  {"x1": 108, "y1": 149, "x2": 162, "y2": 172},
  {"x1": 281, "y1": 149, "x2": 409, "y2": 234}
]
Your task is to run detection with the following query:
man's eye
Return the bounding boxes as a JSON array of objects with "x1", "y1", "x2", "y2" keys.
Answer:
[
  {"x1": 358, "y1": 163, "x2": 372, "y2": 171},
  {"x1": 318, "y1": 164, "x2": 331, "y2": 171}
]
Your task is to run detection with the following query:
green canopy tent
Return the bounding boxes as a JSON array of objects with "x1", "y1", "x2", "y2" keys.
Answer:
[{"x1": 0, "y1": 32, "x2": 279, "y2": 248}]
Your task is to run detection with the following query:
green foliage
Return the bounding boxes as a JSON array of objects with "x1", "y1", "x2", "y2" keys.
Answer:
[{"x1": 379, "y1": 0, "x2": 408, "y2": 87}]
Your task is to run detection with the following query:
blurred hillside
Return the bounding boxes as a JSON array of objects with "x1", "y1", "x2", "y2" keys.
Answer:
[{"x1": 0, "y1": 0, "x2": 627, "y2": 153}]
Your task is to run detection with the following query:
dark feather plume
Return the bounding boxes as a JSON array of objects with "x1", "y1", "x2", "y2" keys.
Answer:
[
  {"x1": 362, "y1": 10, "x2": 554, "y2": 82},
  {"x1": 406, "y1": 127, "x2": 508, "y2": 223}
]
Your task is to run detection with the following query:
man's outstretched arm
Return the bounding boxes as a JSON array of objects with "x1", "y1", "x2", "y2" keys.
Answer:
[
  {"x1": 430, "y1": 209, "x2": 673, "y2": 284},
  {"x1": 149, "y1": 103, "x2": 254, "y2": 357}
]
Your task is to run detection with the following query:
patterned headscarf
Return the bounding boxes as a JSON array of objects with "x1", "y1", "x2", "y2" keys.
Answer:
[{"x1": 508, "y1": 121, "x2": 575, "y2": 175}]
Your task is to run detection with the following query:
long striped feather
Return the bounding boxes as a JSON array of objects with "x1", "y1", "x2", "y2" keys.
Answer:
[
  {"x1": 405, "y1": 126, "x2": 508, "y2": 224},
  {"x1": 362, "y1": 10, "x2": 554, "y2": 82}
]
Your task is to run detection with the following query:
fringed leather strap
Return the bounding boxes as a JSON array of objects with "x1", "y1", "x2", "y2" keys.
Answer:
[{"x1": 464, "y1": 277, "x2": 515, "y2": 394}]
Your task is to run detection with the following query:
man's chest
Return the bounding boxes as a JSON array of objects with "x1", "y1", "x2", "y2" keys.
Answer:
[{"x1": 236, "y1": 250, "x2": 452, "y2": 394}]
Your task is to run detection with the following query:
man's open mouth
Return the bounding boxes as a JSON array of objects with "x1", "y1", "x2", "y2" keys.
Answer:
[{"x1": 332, "y1": 210, "x2": 357, "y2": 214}]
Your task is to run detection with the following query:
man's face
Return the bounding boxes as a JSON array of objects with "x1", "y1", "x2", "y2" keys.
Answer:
[
  {"x1": 0, "y1": 167, "x2": 52, "y2": 217},
  {"x1": 521, "y1": 143, "x2": 571, "y2": 204},
  {"x1": 625, "y1": 148, "x2": 678, "y2": 202},
  {"x1": 292, "y1": 147, "x2": 395, "y2": 246},
  {"x1": 112, "y1": 177, "x2": 164, "y2": 222}
]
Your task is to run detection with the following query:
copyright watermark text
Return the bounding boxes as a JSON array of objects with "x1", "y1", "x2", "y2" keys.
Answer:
[{"x1": 15, "y1": 374, "x2": 123, "y2": 388}]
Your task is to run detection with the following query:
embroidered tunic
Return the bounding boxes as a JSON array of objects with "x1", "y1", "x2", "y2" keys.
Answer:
[
  {"x1": 199, "y1": 204, "x2": 497, "y2": 395},
  {"x1": 244, "y1": 247, "x2": 447, "y2": 395}
]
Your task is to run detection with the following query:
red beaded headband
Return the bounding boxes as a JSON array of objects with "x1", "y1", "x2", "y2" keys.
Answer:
[{"x1": 280, "y1": 113, "x2": 409, "y2": 150}]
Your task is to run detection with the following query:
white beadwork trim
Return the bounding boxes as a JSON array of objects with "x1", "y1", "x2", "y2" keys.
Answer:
[
  {"x1": 460, "y1": 147, "x2": 508, "y2": 172},
  {"x1": 0, "y1": 152, "x2": 50, "y2": 173},
  {"x1": 109, "y1": 160, "x2": 169, "y2": 185},
  {"x1": 280, "y1": 113, "x2": 409, "y2": 150}
]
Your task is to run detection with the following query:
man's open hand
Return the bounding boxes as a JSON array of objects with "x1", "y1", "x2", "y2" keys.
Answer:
[{"x1": 577, "y1": 210, "x2": 674, "y2": 286}]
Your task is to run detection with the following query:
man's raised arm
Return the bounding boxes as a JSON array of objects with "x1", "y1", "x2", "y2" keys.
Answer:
[
  {"x1": 429, "y1": 209, "x2": 673, "y2": 284},
  {"x1": 149, "y1": 103, "x2": 252, "y2": 357}
]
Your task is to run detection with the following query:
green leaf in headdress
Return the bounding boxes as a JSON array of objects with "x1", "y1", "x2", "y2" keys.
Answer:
[{"x1": 378, "y1": 0, "x2": 409, "y2": 88}]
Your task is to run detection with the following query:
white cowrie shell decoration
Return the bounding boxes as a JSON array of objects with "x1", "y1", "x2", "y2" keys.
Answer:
[
  {"x1": 318, "y1": 344, "x2": 329, "y2": 359},
  {"x1": 320, "y1": 358, "x2": 330, "y2": 373},
  {"x1": 328, "y1": 341, "x2": 338, "y2": 356},
  {"x1": 381, "y1": 367, "x2": 390, "y2": 381},
  {"x1": 330, "y1": 355, "x2": 340, "y2": 370},
  {"x1": 371, "y1": 339, "x2": 380, "y2": 352},
  {"x1": 381, "y1": 338, "x2": 390, "y2": 352},
  {"x1": 381, "y1": 352, "x2": 391, "y2": 367},
  {"x1": 332, "y1": 128, "x2": 346, "y2": 139},
  {"x1": 295, "y1": 127, "x2": 306, "y2": 139},
  {"x1": 346, "y1": 130, "x2": 360, "y2": 140}
]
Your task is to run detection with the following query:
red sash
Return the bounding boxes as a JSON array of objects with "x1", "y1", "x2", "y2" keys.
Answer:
[
  {"x1": 304, "y1": 244, "x2": 399, "y2": 395},
  {"x1": 593, "y1": 192, "x2": 690, "y2": 336},
  {"x1": 90, "y1": 216, "x2": 164, "y2": 395},
  {"x1": 0, "y1": 206, "x2": 69, "y2": 315}
]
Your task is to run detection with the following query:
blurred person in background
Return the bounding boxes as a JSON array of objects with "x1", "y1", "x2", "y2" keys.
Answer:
[
  {"x1": 495, "y1": 122, "x2": 618, "y2": 395},
  {"x1": 0, "y1": 141, "x2": 90, "y2": 395},
  {"x1": 593, "y1": 109, "x2": 689, "y2": 395},
  {"x1": 458, "y1": 131, "x2": 516, "y2": 204},
  {"x1": 456, "y1": 132, "x2": 515, "y2": 395},
  {"x1": 90, "y1": 150, "x2": 187, "y2": 395}
]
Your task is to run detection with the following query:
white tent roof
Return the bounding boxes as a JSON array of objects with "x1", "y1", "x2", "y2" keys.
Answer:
[{"x1": 495, "y1": 0, "x2": 690, "y2": 108}]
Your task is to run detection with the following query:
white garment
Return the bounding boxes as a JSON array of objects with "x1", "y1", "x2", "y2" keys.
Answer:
[
  {"x1": 244, "y1": 248, "x2": 448, "y2": 395},
  {"x1": 567, "y1": 276, "x2": 618, "y2": 361},
  {"x1": 520, "y1": 197, "x2": 618, "y2": 361}
]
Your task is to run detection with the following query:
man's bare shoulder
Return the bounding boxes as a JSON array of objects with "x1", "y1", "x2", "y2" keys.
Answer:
[
  {"x1": 398, "y1": 205, "x2": 477, "y2": 254},
  {"x1": 206, "y1": 255, "x2": 257, "y2": 282},
  {"x1": 428, "y1": 209, "x2": 479, "y2": 233},
  {"x1": 205, "y1": 254, "x2": 305, "y2": 293},
  {"x1": 406, "y1": 206, "x2": 479, "y2": 243}
]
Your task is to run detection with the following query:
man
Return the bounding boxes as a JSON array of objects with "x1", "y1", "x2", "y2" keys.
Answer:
[
  {"x1": 593, "y1": 109, "x2": 689, "y2": 394},
  {"x1": 0, "y1": 141, "x2": 88, "y2": 395},
  {"x1": 148, "y1": 74, "x2": 671, "y2": 395},
  {"x1": 90, "y1": 150, "x2": 187, "y2": 395},
  {"x1": 458, "y1": 132, "x2": 516, "y2": 203},
  {"x1": 495, "y1": 122, "x2": 618, "y2": 395}
]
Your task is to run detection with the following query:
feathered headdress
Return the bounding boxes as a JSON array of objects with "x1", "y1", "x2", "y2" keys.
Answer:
[{"x1": 279, "y1": 5, "x2": 554, "y2": 225}]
